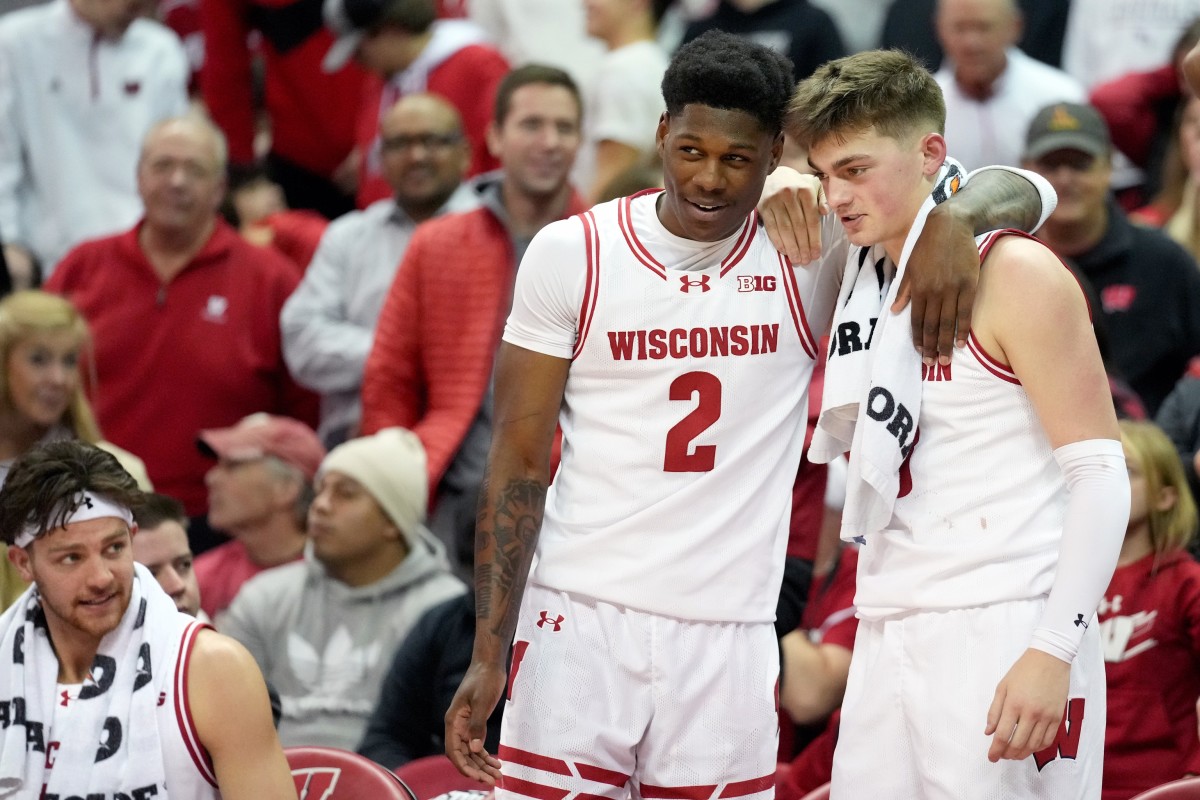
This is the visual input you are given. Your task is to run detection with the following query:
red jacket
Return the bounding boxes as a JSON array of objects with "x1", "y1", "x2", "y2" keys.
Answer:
[
  {"x1": 200, "y1": 0, "x2": 367, "y2": 175},
  {"x1": 47, "y1": 221, "x2": 318, "y2": 515},
  {"x1": 354, "y1": 44, "x2": 509, "y2": 207},
  {"x1": 361, "y1": 192, "x2": 586, "y2": 491}
]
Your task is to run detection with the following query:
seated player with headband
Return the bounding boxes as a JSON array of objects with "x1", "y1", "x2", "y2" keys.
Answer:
[{"x1": 0, "y1": 439, "x2": 295, "y2": 799}]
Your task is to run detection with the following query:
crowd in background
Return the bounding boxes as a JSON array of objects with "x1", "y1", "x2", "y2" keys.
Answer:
[{"x1": 2, "y1": 0, "x2": 1200, "y2": 798}]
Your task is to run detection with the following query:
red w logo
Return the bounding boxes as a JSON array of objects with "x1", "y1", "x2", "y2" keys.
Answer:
[
  {"x1": 293, "y1": 767, "x2": 341, "y2": 800},
  {"x1": 1033, "y1": 698, "x2": 1086, "y2": 771},
  {"x1": 680, "y1": 275, "x2": 711, "y2": 293},
  {"x1": 537, "y1": 611, "x2": 564, "y2": 631}
]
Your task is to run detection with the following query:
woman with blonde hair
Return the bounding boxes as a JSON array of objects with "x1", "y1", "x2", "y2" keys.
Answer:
[
  {"x1": 0, "y1": 291, "x2": 152, "y2": 606},
  {"x1": 1099, "y1": 420, "x2": 1200, "y2": 799}
]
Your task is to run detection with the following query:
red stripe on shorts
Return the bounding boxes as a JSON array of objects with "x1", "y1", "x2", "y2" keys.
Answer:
[
  {"x1": 498, "y1": 744, "x2": 572, "y2": 776},
  {"x1": 722, "y1": 773, "x2": 775, "y2": 797},
  {"x1": 639, "y1": 783, "x2": 716, "y2": 799},
  {"x1": 577, "y1": 763, "x2": 629, "y2": 788},
  {"x1": 500, "y1": 776, "x2": 569, "y2": 800}
]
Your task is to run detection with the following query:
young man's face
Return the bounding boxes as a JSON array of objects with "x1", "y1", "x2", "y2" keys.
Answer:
[
  {"x1": 656, "y1": 104, "x2": 782, "y2": 242},
  {"x1": 307, "y1": 471, "x2": 403, "y2": 581},
  {"x1": 9, "y1": 518, "x2": 135, "y2": 644},
  {"x1": 808, "y1": 125, "x2": 945, "y2": 259},
  {"x1": 488, "y1": 83, "x2": 582, "y2": 203},
  {"x1": 132, "y1": 520, "x2": 200, "y2": 617}
]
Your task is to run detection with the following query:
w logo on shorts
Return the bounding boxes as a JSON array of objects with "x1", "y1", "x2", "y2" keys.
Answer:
[
  {"x1": 1033, "y1": 698, "x2": 1085, "y2": 771},
  {"x1": 536, "y1": 611, "x2": 565, "y2": 632}
]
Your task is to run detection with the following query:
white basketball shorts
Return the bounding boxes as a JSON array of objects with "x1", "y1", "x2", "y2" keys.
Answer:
[
  {"x1": 496, "y1": 583, "x2": 780, "y2": 800},
  {"x1": 831, "y1": 598, "x2": 1104, "y2": 800}
]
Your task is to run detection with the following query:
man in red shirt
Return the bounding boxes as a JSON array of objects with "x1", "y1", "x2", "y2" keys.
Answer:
[{"x1": 46, "y1": 115, "x2": 318, "y2": 546}]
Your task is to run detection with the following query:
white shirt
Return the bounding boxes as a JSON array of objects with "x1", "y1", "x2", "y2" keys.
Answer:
[
  {"x1": 468, "y1": 0, "x2": 604, "y2": 89},
  {"x1": 0, "y1": 0, "x2": 188, "y2": 273},
  {"x1": 280, "y1": 184, "x2": 480, "y2": 442},
  {"x1": 936, "y1": 48, "x2": 1086, "y2": 172},
  {"x1": 1062, "y1": 0, "x2": 1200, "y2": 90},
  {"x1": 572, "y1": 40, "x2": 669, "y2": 195}
]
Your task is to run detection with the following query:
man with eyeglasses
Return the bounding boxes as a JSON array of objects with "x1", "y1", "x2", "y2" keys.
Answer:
[
  {"x1": 360, "y1": 64, "x2": 588, "y2": 580},
  {"x1": 1022, "y1": 102, "x2": 1200, "y2": 416},
  {"x1": 282, "y1": 92, "x2": 479, "y2": 448}
]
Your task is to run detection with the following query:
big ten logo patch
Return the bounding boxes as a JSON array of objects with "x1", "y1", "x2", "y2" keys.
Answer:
[
  {"x1": 736, "y1": 275, "x2": 776, "y2": 292},
  {"x1": 293, "y1": 767, "x2": 341, "y2": 800}
]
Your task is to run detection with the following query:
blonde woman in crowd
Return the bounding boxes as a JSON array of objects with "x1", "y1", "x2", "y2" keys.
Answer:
[
  {"x1": 0, "y1": 290, "x2": 151, "y2": 607},
  {"x1": 1098, "y1": 420, "x2": 1200, "y2": 799}
]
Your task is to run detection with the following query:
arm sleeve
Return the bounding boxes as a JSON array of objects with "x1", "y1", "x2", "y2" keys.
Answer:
[
  {"x1": 280, "y1": 218, "x2": 375, "y2": 394},
  {"x1": 360, "y1": 230, "x2": 429, "y2": 435},
  {"x1": 503, "y1": 217, "x2": 590, "y2": 359},
  {"x1": 1029, "y1": 438, "x2": 1130, "y2": 662}
]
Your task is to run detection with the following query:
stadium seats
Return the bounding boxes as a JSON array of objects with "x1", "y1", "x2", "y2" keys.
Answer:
[
  {"x1": 287, "y1": 746, "x2": 418, "y2": 800},
  {"x1": 1131, "y1": 777, "x2": 1200, "y2": 799},
  {"x1": 394, "y1": 754, "x2": 488, "y2": 797}
]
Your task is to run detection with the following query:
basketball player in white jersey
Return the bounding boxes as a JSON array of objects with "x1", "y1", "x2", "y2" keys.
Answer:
[
  {"x1": 793, "y1": 50, "x2": 1129, "y2": 799},
  {"x1": 446, "y1": 31, "x2": 1057, "y2": 800},
  {"x1": 0, "y1": 440, "x2": 295, "y2": 799}
]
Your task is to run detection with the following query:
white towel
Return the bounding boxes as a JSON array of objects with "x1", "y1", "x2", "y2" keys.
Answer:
[
  {"x1": 0, "y1": 563, "x2": 200, "y2": 798},
  {"x1": 808, "y1": 160, "x2": 965, "y2": 542}
]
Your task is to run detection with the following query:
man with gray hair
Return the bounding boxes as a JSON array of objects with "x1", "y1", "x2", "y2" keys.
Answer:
[
  {"x1": 46, "y1": 115, "x2": 319, "y2": 541},
  {"x1": 221, "y1": 427, "x2": 465, "y2": 750}
]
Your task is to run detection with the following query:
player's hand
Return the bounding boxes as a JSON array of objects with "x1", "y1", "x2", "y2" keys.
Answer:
[
  {"x1": 892, "y1": 203, "x2": 978, "y2": 366},
  {"x1": 984, "y1": 648, "x2": 1071, "y2": 763},
  {"x1": 445, "y1": 660, "x2": 507, "y2": 784},
  {"x1": 758, "y1": 166, "x2": 827, "y2": 265}
]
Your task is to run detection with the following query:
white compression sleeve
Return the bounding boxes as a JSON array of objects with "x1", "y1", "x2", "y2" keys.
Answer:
[
  {"x1": 1029, "y1": 438, "x2": 1129, "y2": 663},
  {"x1": 964, "y1": 165, "x2": 1058, "y2": 232}
]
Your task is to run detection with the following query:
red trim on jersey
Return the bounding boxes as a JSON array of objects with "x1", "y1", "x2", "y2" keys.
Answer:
[
  {"x1": 979, "y1": 227, "x2": 1094, "y2": 322},
  {"x1": 174, "y1": 620, "x2": 218, "y2": 787},
  {"x1": 619, "y1": 195, "x2": 667, "y2": 279},
  {"x1": 967, "y1": 332, "x2": 1020, "y2": 385},
  {"x1": 778, "y1": 252, "x2": 818, "y2": 360},
  {"x1": 718, "y1": 211, "x2": 758, "y2": 277},
  {"x1": 498, "y1": 744, "x2": 573, "y2": 776},
  {"x1": 639, "y1": 783, "x2": 716, "y2": 799},
  {"x1": 574, "y1": 211, "x2": 601, "y2": 359}
]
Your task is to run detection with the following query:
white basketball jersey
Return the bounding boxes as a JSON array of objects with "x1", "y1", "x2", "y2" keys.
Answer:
[
  {"x1": 855, "y1": 230, "x2": 1071, "y2": 619},
  {"x1": 514, "y1": 191, "x2": 841, "y2": 623},
  {"x1": 158, "y1": 620, "x2": 221, "y2": 799}
]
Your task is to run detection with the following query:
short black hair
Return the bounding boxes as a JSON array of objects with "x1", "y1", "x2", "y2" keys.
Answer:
[
  {"x1": 377, "y1": 0, "x2": 435, "y2": 34},
  {"x1": 0, "y1": 441, "x2": 143, "y2": 546},
  {"x1": 134, "y1": 492, "x2": 188, "y2": 532},
  {"x1": 661, "y1": 29, "x2": 795, "y2": 135},
  {"x1": 493, "y1": 64, "x2": 581, "y2": 127}
]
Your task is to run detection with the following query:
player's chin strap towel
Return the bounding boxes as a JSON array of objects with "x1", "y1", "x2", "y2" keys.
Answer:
[
  {"x1": 808, "y1": 160, "x2": 965, "y2": 543},
  {"x1": 0, "y1": 562, "x2": 204, "y2": 798}
]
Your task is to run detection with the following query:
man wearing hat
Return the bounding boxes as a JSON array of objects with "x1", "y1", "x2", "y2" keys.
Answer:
[
  {"x1": 1022, "y1": 101, "x2": 1200, "y2": 414},
  {"x1": 220, "y1": 427, "x2": 465, "y2": 750},
  {"x1": 192, "y1": 412, "x2": 328, "y2": 621},
  {"x1": 322, "y1": 0, "x2": 509, "y2": 207}
]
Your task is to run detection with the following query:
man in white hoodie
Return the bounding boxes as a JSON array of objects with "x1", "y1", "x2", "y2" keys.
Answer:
[{"x1": 220, "y1": 427, "x2": 466, "y2": 750}]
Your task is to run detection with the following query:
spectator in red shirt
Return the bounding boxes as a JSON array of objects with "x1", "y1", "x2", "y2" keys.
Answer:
[{"x1": 322, "y1": 0, "x2": 509, "y2": 207}]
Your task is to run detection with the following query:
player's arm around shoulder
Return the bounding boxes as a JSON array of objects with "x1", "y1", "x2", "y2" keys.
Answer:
[
  {"x1": 973, "y1": 234, "x2": 1119, "y2": 446},
  {"x1": 187, "y1": 628, "x2": 296, "y2": 800}
]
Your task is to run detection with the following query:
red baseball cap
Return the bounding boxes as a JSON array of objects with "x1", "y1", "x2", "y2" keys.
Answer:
[{"x1": 197, "y1": 413, "x2": 326, "y2": 480}]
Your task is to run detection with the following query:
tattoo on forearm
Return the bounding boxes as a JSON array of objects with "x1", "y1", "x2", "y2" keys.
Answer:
[
  {"x1": 961, "y1": 171, "x2": 1041, "y2": 234},
  {"x1": 476, "y1": 477, "x2": 546, "y2": 639}
]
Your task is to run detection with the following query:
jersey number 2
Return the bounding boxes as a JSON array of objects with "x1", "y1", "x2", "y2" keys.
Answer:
[{"x1": 664, "y1": 371, "x2": 722, "y2": 472}]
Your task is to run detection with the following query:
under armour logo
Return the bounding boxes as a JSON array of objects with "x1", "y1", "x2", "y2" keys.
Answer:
[
  {"x1": 157, "y1": 692, "x2": 166, "y2": 707},
  {"x1": 1074, "y1": 614, "x2": 1088, "y2": 629},
  {"x1": 679, "y1": 275, "x2": 711, "y2": 293},
  {"x1": 82, "y1": 495, "x2": 94, "y2": 510},
  {"x1": 536, "y1": 611, "x2": 564, "y2": 632},
  {"x1": 59, "y1": 690, "x2": 70, "y2": 708}
]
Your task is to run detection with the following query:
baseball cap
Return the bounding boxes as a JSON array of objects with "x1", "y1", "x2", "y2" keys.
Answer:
[
  {"x1": 1023, "y1": 102, "x2": 1112, "y2": 162},
  {"x1": 197, "y1": 413, "x2": 326, "y2": 481},
  {"x1": 322, "y1": 0, "x2": 385, "y2": 72}
]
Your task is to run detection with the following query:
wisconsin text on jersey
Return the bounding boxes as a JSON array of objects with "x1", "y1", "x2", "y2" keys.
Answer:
[{"x1": 607, "y1": 324, "x2": 780, "y2": 361}]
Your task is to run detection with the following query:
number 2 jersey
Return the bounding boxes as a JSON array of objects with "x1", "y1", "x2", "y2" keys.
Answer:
[{"x1": 503, "y1": 191, "x2": 843, "y2": 623}]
